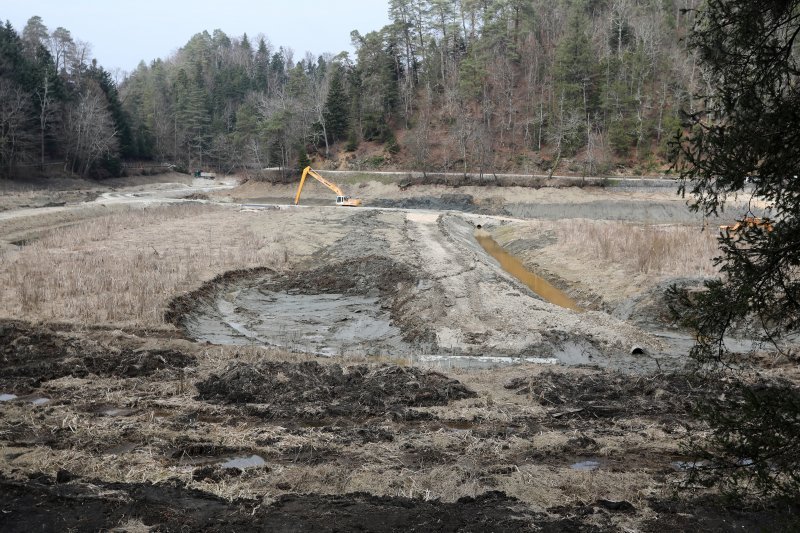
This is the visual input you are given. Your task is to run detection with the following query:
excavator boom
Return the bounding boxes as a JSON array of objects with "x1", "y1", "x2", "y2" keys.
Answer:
[{"x1": 293, "y1": 166, "x2": 362, "y2": 207}]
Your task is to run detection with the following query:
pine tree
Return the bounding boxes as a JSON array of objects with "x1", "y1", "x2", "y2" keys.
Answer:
[
  {"x1": 296, "y1": 144, "x2": 309, "y2": 170},
  {"x1": 322, "y1": 65, "x2": 349, "y2": 144},
  {"x1": 254, "y1": 37, "x2": 269, "y2": 92}
]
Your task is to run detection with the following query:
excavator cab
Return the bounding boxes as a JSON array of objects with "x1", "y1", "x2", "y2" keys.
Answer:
[{"x1": 335, "y1": 195, "x2": 362, "y2": 207}]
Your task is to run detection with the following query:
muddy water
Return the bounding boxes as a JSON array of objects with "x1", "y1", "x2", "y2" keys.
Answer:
[
  {"x1": 475, "y1": 233, "x2": 581, "y2": 311},
  {"x1": 571, "y1": 459, "x2": 602, "y2": 471},
  {"x1": 220, "y1": 455, "x2": 266, "y2": 469}
]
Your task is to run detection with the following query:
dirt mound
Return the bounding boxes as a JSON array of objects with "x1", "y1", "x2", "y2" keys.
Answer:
[
  {"x1": 261, "y1": 491, "x2": 538, "y2": 532},
  {"x1": 274, "y1": 256, "x2": 416, "y2": 297},
  {"x1": 612, "y1": 277, "x2": 706, "y2": 331},
  {"x1": 196, "y1": 361, "x2": 476, "y2": 419},
  {"x1": 0, "y1": 474, "x2": 549, "y2": 532},
  {"x1": 505, "y1": 370, "x2": 704, "y2": 419},
  {"x1": 642, "y1": 495, "x2": 800, "y2": 532},
  {"x1": 0, "y1": 475, "x2": 252, "y2": 532},
  {"x1": 0, "y1": 320, "x2": 195, "y2": 390},
  {"x1": 183, "y1": 192, "x2": 210, "y2": 200}
]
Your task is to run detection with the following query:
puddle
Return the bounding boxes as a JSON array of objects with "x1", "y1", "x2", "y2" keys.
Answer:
[
  {"x1": 0, "y1": 394, "x2": 18, "y2": 402},
  {"x1": 299, "y1": 419, "x2": 330, "y2": 429},
  {"x1": 475, "y1": 233, "x2": 582, "y2": 311},
  {"x1": 671, "y1": 460, "x2": 705, "y2": 471},
  {"x1": 105, "y1": 442, "x2": 139, "y2": 455},
  {"x1": 441, "y1": 420, "x2": 475, "y2": 431},
  {"x1": 571, "y1": 459, "x2": 602, "y2": 471},
  {"x1": 170, "y1": 444, "x2": 262, "y2": 468},
  {"x1": 98, "y1": 407, "x2": 136, "y2": 417},
  {"x1": 219, "y1": 454, "x2": 266, "y2": 469},
  {"x1": 30, "y1": 397, "x2": 50, "y2": 406}
]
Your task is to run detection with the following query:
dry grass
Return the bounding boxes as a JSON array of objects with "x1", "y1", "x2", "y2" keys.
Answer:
[
  {"x1": 0, "y1": 204, "x2": 289, "y2": 327},
  {"x1": 499, "y1": 464, "x2": 660, "y2": 510},
  {"x1": 0, "y1": 347, "x2": 689, "y2": 527},
  {"x1": 552, "y1": 220, "x2": 720, "y2": 277}
]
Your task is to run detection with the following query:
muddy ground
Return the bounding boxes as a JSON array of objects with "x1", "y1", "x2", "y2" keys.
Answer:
[
  {"x1": 1, "y1": 175, "x2": 798, "y2": 531},
  {"x1": 2, "y1": 319, "x2": 796, "y2": 531}
]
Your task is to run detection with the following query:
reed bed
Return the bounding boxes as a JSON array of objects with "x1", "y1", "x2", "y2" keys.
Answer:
[
  {"x1": 551, "y1": 219, "x2": 720, "y2": 277},
  {"x1": 1, "y1": 204, "x2": 288, "y2": 327}
]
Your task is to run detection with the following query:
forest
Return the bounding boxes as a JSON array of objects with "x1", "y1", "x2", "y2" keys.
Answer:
[{"x1": 0, "y1": 0, "x2": 702, "y2": 179}]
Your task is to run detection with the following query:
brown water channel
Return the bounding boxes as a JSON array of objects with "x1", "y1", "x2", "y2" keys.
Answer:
[{"x1": 475, "y1": 232, "x2": 582, "y2": 312}]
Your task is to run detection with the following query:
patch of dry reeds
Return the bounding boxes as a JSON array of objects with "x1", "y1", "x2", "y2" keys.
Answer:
[
  {"x1": 0, "y1": 204, "x2": 289, "y2": 327},
  {"x1": 553, "y1": 220, "x2": 719, "y2": 277}
]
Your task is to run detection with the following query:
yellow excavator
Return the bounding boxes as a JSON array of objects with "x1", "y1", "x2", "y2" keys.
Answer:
[
  {"x1": 293, "y1": 166, "x2": 362, "y2": 207},
  {"x1": 719, "y1": 216, "x2": 774, "y2": 237}
]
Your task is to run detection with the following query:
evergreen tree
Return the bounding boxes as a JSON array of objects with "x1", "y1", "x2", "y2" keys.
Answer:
[
  {"x1": 322, "y1": 65, "x2": 349, "y2": 143},
  {"x1": 254, "y1": 37, "x2": 270, "y2": 92},
  {"x1": 297, "y1": 144, "x2": 310, "y2": 170},
  {"x1": 174, "y1": 67, "x2": 210, "y2": 166},
  {"x1": 87, "y1": 61, "x2": 135, "y2": 160},
  {"x1": 21, "y1": 16, "x2": 48, "y2": 59},
  {"x1": 352, "y1": 29, "x2": 399, "y2": 142},
  {"x1": 552, "y1": 2, "x2": 598, "y2": 156},
  {"x1": 671, "y1": 0, "x2": 800, "y2": 499}
]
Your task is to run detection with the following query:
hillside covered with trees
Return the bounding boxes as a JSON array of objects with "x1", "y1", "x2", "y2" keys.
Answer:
[
  {"x1": 1, "y1": 1, "x2": 702, "y2": 179},
  {"x1": 0, "y1": 16, "x2": 131, "y2": 178}
]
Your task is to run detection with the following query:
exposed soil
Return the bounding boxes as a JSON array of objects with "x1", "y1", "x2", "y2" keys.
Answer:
[
  {"x1": 3, "y1": 472, "x2": 796, "y2": 533},
  {"x1": 504, "y1": 370, "x2": 706, "y2": 422},
  {"x1": 504, "y1": 199, "x2": 706, "y2": 223},
  {"x1": 370, "y1": 193, "x2": 509, "y2": 215},
  {"x1": 197, "y1": 361, "x2": 476, "y2": 419},
  {"x1": 0, "y1": 320, "x2": 195, "y2": 391},
  {"x1": 0, "y1": 474, "x2": 564, "y2": 532}
]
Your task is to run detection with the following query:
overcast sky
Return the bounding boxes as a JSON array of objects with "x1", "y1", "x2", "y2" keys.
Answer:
[{"x1": 2, "y1": 1, "x2": 390, "y2": 76}]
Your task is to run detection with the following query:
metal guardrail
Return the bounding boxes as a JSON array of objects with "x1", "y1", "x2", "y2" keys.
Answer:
[
  {"x1": 7, "y1": 161, "x2": 64, "y2": 168},
  {"x1": 120, "y1": 162, "x2": 176, "y2": 169}
]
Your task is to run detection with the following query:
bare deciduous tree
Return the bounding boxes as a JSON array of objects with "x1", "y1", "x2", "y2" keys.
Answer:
[
  {"x1": 49, "y1": 27, "x2": 75, "y2": 74},
  {"x1": 62, "y1": 84, "x2": 118, "y2": 176},
  {"x1": 0, "y1": 79, "x2": 34, "y2": 173},
  {"x1": 409, "y1": 85, "x2": 433, "y2": 172}
]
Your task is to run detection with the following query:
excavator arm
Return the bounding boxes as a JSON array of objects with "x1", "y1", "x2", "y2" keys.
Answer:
[{"x1": 293, "y1": 166, "x2": 362, "y2": 207}]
